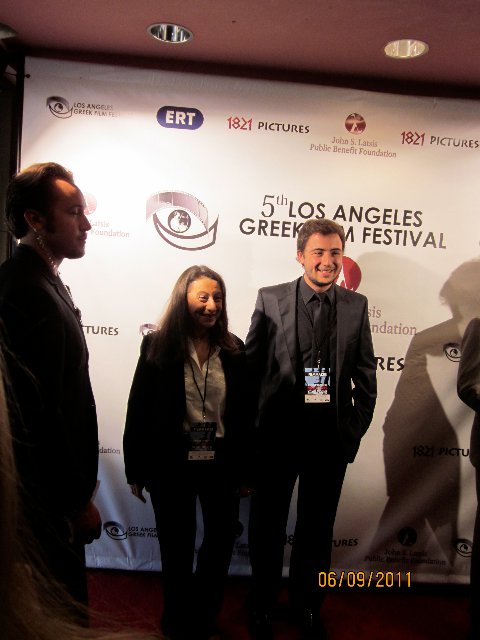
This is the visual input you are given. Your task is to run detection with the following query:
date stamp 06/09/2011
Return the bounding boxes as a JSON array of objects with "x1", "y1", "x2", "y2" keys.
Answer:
[{"x1": 318, "y1": 571, "x2": 412, "y2": 588}]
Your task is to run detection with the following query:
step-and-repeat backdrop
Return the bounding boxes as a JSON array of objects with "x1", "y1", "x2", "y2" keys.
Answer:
[{"x1": 21, "y1": 56, "x2": 480, "y2": 583}]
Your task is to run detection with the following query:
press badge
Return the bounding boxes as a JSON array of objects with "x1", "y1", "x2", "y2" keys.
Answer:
[
  {"x1": 304, "y1": 367, "x2": 331, "y2": 403},
  {"x1": 188, "y1": 421, "x2": 217, "y2": 460}
]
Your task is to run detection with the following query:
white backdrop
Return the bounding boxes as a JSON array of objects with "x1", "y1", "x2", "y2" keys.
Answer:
[{"x1": 21, "y1": 56, "x2": 480, "y2": 583}]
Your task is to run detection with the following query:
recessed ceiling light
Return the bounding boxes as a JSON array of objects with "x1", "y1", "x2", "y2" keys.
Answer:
[
  {"x1": 384, "y1": 39, "x2": 429, "y2": 59},
  {"x1": 148, "y1": 23, "x2": 193, "y2": 44}
]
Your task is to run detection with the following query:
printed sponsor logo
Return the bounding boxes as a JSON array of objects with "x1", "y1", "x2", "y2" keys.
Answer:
[
  {"x1": 47, "y1": 96, "x2": 73, "y2": 119},
  {"x1": 412, "y1": 445, "x2": 469, "y2": 458},
  {"x1": 337, "y1": 256, "x2": 361, "y2": 291},
  {"x1": 104, "y1": 521, "x2": 127, "y2": 541},
  {"x1": 157, "y1": 106, "x2": 204, "y2": 130},
  {"x1": 430, "y1": 135, "x2": 479, "y2": 149},
  {"x1": 127, "y1": 526, "x2": 158, "y2": 538},
  {"x1": 401, "y1": 131, "x2": 480, "y2": 150},
  {"x1": 444, "y1": 342, "x2": 461, "y2": 362},
  {"x1": 140, "y1": 323, "x2": 157, "y2": 336},
  {"x1": 454, "y1": 539, "x2": 473, "y2": 558},
  {"x1": 332, "y1": 538, "x2": 359, "y2": 547},
  {"x1": 99, "y1": 446, "x2": 121, "y2": 455},
  {"x1": 46, "y1": 95, "x2": 118, "y2": 119},
  {"x1": 227, "y1": 116, "x2": 310, "y2": 134},
  {"x1": 401, "y1": 131, "x2": 425, "y2": 146},
  {"x1": 84, "y1": 193, "x2": 97, "y2": 215},
  {"x1": 345, "y1": 113, "x2": 366, "y2": 134},
  {"x1": 375, "y1": 356, "x2": 405, "y2": 371},
  {"x1": 227, "y1": 116, "x2": 253, "y2": 131},
  {"x1": 146, "y1": 190, "x2": 218, "y2": 250},
  {"x1": 310, "y1": 118, "x2": 396, "y2": 158},
  {"x1": 83, "y1": 325, "x2": 119, "y2": 336}
]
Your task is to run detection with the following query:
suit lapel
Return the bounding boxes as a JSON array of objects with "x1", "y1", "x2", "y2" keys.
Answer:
[
  {"x1": 335, "y1": 284, "x2": 348, "y2": 375},
  {"x1": 278, "y1": 279, "x2": 299, "y2": 378}
]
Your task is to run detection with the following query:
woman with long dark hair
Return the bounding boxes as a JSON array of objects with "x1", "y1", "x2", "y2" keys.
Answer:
[{"x1": 123, "y1": 265, "x2": 252, "y2": 640}]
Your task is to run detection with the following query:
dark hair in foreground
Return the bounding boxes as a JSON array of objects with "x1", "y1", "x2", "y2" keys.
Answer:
[
  {"x1": 147, "y1": 265, "x2": 238, "y2": 364},
  {"x1": 0, "y1": 348, "x2": 158, "y2": 639},
  {"x1": 5, "y1": 162, "x2": 75, "y2": 239},
  {"x1": 296, "y1": 218, "x2": 346, "y2": 252}
]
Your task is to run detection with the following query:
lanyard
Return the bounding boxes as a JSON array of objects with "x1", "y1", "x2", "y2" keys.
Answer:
[{"x1": 189, "y1": 347, "x2": 211, "y2": 422}]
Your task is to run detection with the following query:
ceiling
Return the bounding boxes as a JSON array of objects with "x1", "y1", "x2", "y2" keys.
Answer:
[{"x1": 1, "y1": 0, "x2": 480, "y2": 97}]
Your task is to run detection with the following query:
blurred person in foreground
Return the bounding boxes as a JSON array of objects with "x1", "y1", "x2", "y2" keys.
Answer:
[
  {"x1": 124, "y1": 265, "x2": 253, "y2": 640},
  {"x1": 0, "y1": 348, "x2": 160, "y2": 640},
  {"x1": 0, "y1": 162, "x2": 100, "y2": 607},
  {"x1": 457, "y1": 316, "x2": 480, "y2": 640}
]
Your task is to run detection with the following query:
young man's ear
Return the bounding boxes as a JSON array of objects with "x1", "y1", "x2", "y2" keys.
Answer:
[{"x1": 24, "y1": 209, "x2": 45, "y2": 234}]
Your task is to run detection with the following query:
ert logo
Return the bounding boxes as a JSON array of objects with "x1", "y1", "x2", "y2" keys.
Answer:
[
  {"x1": 157, "y1": 106, "x2": 204, "y2": 130},
  {"x1": 337, "y1": 257, "x2": 362, "y2": 291}
]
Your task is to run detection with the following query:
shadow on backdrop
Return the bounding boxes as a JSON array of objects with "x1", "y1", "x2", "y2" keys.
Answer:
[{"x1": 370, "y1": 258, "x2": 480, "y2": 569}]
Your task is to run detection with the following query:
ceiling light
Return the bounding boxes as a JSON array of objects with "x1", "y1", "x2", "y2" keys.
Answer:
[
  {"x1": 148, "y1": 23, "x2": 193, "y2": 44},
  {"x1": 384, "y1": 39, "x2": 429, "y2": 59}
]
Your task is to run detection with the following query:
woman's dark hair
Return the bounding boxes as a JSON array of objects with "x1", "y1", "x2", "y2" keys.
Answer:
[
  {"x1": 5, "y1": 162, "x2": 74, "y2": 239},
  {"x1": 147, "y1": 265, "x2": 237, "y2": 363}
]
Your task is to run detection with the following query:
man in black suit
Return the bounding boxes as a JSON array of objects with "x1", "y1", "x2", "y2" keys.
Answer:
[
  {"x1": 246, "y1": 218, "x2": 377, "y2": 640},
  {"x1": 457, "y1": 317, "x2": 480, "y2": 640},
  {"x1": 0, "y1": 163, "x2": 100, "y2": 607}
]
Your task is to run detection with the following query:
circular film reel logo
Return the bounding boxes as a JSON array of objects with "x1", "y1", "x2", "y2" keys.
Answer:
[
  {"x1": 139, "y1": 323, "x2": 157, "y2": 336},
  {"x1": 444, "y1": 343, "x2": 461, "y2": 362},
  {"x1": 146, "y1": 190, "x2": 219, "y2": 251},
  {"x1": 46, "y1": 96, "x2": 73, "y2": 119},
  {"x1": 103, "y1": 521, "x2": 127, "y2": 541},
  {"x1": 455, "y1": 538, "x2": 473, "y2": 558}
]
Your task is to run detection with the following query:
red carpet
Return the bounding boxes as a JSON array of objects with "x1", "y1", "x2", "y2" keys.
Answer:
[{"x1": 88, "y1": 570, "x2": 470, "y2": 639}]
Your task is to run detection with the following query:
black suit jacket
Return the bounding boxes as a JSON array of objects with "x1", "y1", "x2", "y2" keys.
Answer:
[
  {"x1": 123, "y1": 333, "x2": 252, "y2": 488},
  {"x1": 0, "y1": 244, "x2": 98, "y2": 521},
  {"x1": 458, "y1": 317, "x2": 480, "y2": 469},
  {"x1": 245, "y1": 278, "x2": 377, "y2": 462}
]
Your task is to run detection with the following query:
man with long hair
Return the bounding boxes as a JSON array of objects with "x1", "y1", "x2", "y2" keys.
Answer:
[{"x1": 0, "y1": 162, "x2": 100, "y2": 607}]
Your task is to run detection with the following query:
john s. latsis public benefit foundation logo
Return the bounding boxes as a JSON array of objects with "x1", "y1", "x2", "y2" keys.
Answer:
[{"x1": 146, "y1": 191, "x2": 218, "y2": 250}]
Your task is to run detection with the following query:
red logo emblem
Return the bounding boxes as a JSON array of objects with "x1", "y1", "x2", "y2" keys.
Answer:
[
  {"x1": 345, "y1": 113, "x2": 366, "y2": 135},
  {"x1": 337, "y1": 257, "x2": 362, "y2": 291},
  {"x1": 84, "y1": 192, "x2": 97, "y2": 215}
]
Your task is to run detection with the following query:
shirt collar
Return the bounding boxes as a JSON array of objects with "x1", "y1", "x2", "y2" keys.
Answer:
[
  {"x1": 187, "y1": 338, "x2": 221, "y2": 360},
  {"x1": 299, "y1": 276, "x2": 335, "y2": 305}
]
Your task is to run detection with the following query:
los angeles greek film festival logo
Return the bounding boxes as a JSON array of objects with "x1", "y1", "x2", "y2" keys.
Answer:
[
  {"x1": 47, "y1": 96, "x2": 73, "y2": 119},
  {"x1": 46, "y1": 96, "x2": 118, "y2": 119},
  {"x1": 146, "y1": 191, "x2": 219, "y2": 250}
]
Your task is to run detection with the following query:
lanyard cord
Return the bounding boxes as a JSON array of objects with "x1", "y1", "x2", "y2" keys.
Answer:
[{"x1": 189, "y1": 346, "x2": 211, "y2": 422}]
